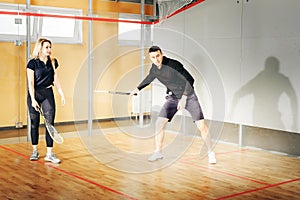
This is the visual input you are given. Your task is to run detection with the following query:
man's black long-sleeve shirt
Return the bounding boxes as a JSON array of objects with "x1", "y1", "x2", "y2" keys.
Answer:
[{"x1": 137, "y1": 56, "x2": 194, "y2": 99}]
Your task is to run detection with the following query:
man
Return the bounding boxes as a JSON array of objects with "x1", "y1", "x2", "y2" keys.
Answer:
[{"x1": 130, "y1": 46, "x2": 216, "y2": 164}]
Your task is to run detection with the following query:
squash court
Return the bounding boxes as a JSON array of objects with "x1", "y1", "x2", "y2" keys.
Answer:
[
  {"x1": 0, "y1": 124, "x2": 299, "y2": 199},
  {"x1": 0, "y1": 0, "x2": 300, "y2": 199}
]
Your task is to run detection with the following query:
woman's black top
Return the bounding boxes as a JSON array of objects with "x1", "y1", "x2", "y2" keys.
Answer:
[{"x1": 27, "y1": 57, "x2": 58, "y2": 89}]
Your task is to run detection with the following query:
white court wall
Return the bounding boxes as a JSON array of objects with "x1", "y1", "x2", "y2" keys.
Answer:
[{"x1": 153, "y1": 0, "x2": 300, "y2": 133}]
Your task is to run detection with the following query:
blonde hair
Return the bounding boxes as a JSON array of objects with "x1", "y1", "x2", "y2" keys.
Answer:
[{"x1": 31, "y1": 38, "x2": 56, "y2": 69}]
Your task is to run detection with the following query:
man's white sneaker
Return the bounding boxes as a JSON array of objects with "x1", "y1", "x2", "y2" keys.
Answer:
[
  {"x1": 208, "y1": 151, "x2": 217, "y2": 164},
  {"x1": 148, "y1": 151, "x2": 164, "y2": 162},
  {"x1": 44, "y1": 152, "x2": 61, "y2": 164}
]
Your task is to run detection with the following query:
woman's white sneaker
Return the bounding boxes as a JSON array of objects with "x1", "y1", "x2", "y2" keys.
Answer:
[
  {"x1": 30, "y1": 150, "x2": 39, "y2": 161},
  {"x1": 44, "y1": 152, "x2": 61, "y2": 164}
]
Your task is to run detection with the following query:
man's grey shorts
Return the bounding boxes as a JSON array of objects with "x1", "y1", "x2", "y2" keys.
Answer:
[{"x1": 159, "y1": 92, "x2": 204, "y2": 122}]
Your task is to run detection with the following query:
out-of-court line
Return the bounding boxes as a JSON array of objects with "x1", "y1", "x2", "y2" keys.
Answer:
[
  {"x1": 0, "y1": 145, "x2": 138, "y2": 200},
  {"x1": 214, "y1": 177, "x2": 300, "y2": 200},
  {"x1": 180, "y1": 148, "x2": 250, "y2": 161},
  {"x1": 179, "y1": 159, "x2": 270, "y2": 185}
]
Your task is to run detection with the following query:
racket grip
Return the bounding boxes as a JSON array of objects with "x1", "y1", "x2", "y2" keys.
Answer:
[{"x1": 36, "y1": 106, "x2": 41, "y2": 113}]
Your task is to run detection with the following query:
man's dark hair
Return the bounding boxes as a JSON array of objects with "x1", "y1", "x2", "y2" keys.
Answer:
[{"x1": 149, "y1": 46, "x2": 162, "y2": 53}]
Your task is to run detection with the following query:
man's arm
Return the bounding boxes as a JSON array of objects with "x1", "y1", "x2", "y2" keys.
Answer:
[
  {"x1": 173, "y1": 61, "x2": 194, "y2": 96},
  {"x1": 130, "y1": 67, "x2": 156, "y2": 95},
  {"x1": 137, "y1": 74, "x2": 156, "y2": 91},
  {"x1": 169, "y1": 60, "x2": 194, "y2": 110}
]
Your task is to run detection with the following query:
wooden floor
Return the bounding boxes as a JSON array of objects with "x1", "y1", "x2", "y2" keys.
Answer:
[{"x1": 0, "y1": 124, "x2": 299, "y2": 200}]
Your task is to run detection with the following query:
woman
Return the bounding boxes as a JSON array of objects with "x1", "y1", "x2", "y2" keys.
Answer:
[{"x1": 27, "y1": 38, "x2": 65, "y2": 164}]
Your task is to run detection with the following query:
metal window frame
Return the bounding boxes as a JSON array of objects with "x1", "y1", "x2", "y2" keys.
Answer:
[
  {"x1": 34, "y1": 5, "x2": 83, "y2": 44},
  {"x1": 118, "y1": 13, "x2": 152, "y2": 46},
  {"x1": 0, "y1": 3, "x2": 37, "y2": 42},
  {"x1": 0, "y1": 3, "x2": 82, "y2": 44}
]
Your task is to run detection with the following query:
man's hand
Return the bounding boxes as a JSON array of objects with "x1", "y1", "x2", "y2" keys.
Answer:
[
  {"x1": 130, "y1": 88, "x2": 139, "y2": 96},
  {"x1": 177, "y1": 95, "x2": 187, "y2": 110}
]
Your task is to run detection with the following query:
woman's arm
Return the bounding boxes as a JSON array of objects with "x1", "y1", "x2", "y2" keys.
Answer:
[
  {"x1": 27, "y1": 68, "x2": 39, "y2": 110},
  {"x1": 53, "y1": 68, "x2": 66, "y2": 106}
]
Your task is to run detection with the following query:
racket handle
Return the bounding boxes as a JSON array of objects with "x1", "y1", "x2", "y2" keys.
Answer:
[{"x1": 36, "y1": 106, "x2": 42, "y2": 114}]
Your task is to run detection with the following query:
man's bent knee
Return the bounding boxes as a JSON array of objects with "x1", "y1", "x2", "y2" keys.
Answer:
[
  {"x1": 155, "y1": 117, "x2": 168, "y2": 130},
  {"x1": 195, "y1": 119, "x2": 207, "y2": 132}
]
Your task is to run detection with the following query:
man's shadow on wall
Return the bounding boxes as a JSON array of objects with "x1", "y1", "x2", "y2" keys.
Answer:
[{"x1": 231, "y1": 56, "x2": 298, "y2": 131}]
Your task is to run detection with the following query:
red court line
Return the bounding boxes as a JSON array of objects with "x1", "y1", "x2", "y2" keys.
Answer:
[
  {"x1": 215, "y1": 177, "x2": 300, "y2": 200},
  {"x1": 215, "y1": 148, "x2": 250, "y2": 155},
  {"x1": 179, "y1": 159, "x2": 270, "y2": 185},
  {"x1": 0, "y1": 10, "x2": 153, "y2": 25},
  {"x1": 0, "y1": 145, "x2": 138, "y2": 200},
  {"x1": 180, "y1": 148, "x2": 250, "y2": 161},
  {"x1": 0, "y1": 0, "x2": 205, "y2": 25}
]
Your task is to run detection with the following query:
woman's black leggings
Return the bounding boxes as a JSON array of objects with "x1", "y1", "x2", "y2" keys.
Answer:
[{"x1": 27, "y1": 87, "x2": 56, "y2": 147}]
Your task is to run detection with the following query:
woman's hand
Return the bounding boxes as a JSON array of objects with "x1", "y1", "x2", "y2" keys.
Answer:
[
  {"x1": 31, "y1": 99, "x2": 39, "y2": 111},
  {"x1": 57, "y1": 88, "x2": 66, "y2": 106},
  {"x1": 61, "y1": 95, "x2": 66, "y2": 106}
]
